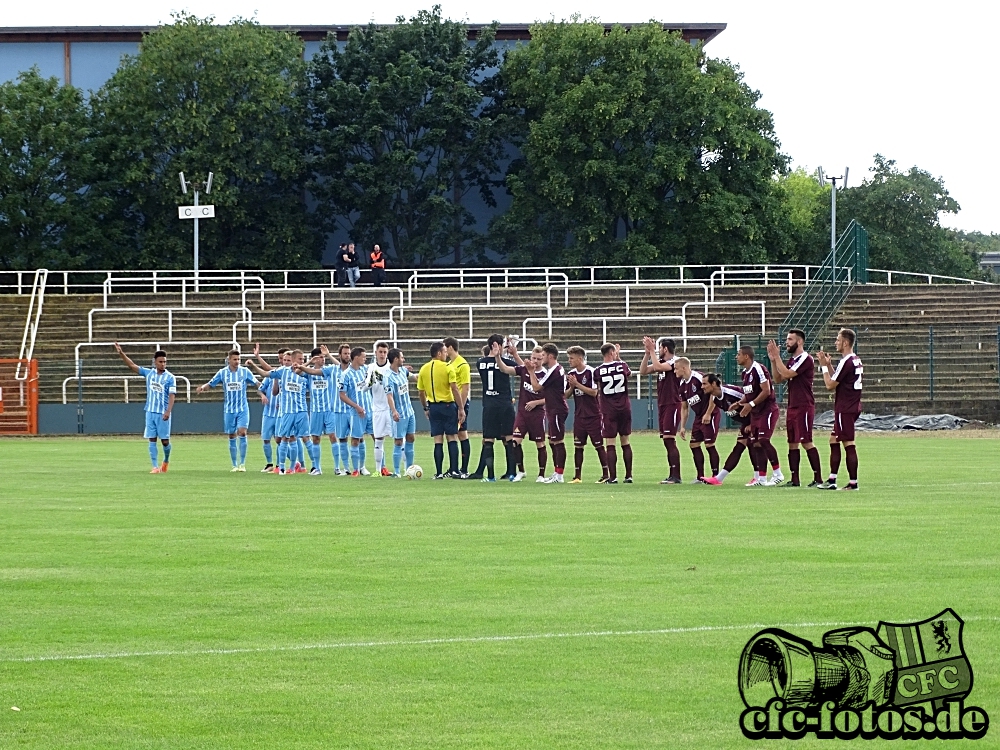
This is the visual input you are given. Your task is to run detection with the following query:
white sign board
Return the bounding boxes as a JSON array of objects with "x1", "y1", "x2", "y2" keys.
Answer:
[{"x1": 178, "y1": 205, "x2": 216, "y2": 219}]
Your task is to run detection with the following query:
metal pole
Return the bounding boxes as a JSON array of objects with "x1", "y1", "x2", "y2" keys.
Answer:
[
  {"x1": 193, "y1": 189, "x2": 200, "y2": 293},
  {"x1": 76, "y1": 358, "x2": 84, "y2": 434},
  {"x1": 831, "y1": 178, "x2": 837, "y2": 285},
  {"x1": 928, "y1": 326, "x2": 934, "y2": 401}
]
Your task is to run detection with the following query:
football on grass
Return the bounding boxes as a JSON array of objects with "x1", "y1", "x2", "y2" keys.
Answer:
[{"x1": 405, "y1": 464, "x2": 423, "y2": 480}]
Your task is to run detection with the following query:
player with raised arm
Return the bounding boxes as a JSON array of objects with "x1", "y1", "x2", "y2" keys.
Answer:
[
  {"x1": 196, "y1": 348, "x2": 259, "y2": 472},
  {"x1": 527, "y1": 343, "x2": 570, "y2": 483},
  {"x1": 261, "y1": 349, "x2": 310, "y2": 474},
  {"x1": 594, "y1": 342, "x2": 633, "y2": 484},
  {"x1": 565, "y1": 345, "x2": 608, "y2": 483},
  {"x1": 640, "y1": 336, "x2": 682, "y2": 484},
  {"x1": 468, "y1": 335, "x2": 517, "y2": 482},
  {"x1": 444, "y1": 337, "x2": 473, "y2": 477},
  {"x1": 339, "y1": 347, "x2": 372, "y2": 476},
  {"x1": 293, "y1": 347, "x2": 341, "y2": 475},
  {"x1": 246, "y1": 346, "x2": 295, "y2": 471},
  {"x1": 329, "y1": 344, "x2": 353, "y2": 475},
  {"x1": 495, "y1": 343, "x2": 548, "y2": 482},
  {"x1": 362, "y1": 342, "x2": 396, "y2": 476},
  {"x1": 702, "y1": 374, "x2": 753, "y2": 485},
  {"x1": 387, "y1": 348, "x2": 416, "y2": 477},
  {"x1": 113, "y1": 344, "x2": 176, "y2": 473},
  {"x1": 816, "y1": 328, "x2": 863, "y2": 491},
  {"x1": 767, "y1": 329, "x2": 823, "y2": 487},
  {"x1": 735, "y1": 346, "x2": 783, "y2": 487},
  {"x1": 674, "y1": 358, "x2": 720, "y2": 483}
]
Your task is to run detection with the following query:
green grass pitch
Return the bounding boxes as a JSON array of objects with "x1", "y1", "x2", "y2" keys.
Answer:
[{"x1": 1, "y1": 431, "x2": 998, "y2": 749}]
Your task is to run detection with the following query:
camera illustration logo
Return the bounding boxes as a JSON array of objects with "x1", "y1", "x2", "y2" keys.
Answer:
[{"x1": 738, "y1": 609, "x2": 990, "y2": 740}]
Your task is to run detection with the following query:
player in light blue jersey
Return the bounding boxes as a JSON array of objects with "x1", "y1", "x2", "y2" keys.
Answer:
[
  {"x1": 387, "y1": 348, "x2": 417, "y2": 476},
  {"x1": 114, "y1": 343, "x2": 176, "y2": 473},
  {"x1": 247, "y1": 346, "x2": 293, "y2": 472},
  {"x1": 328, "y1": 343, "x2": 353, "y2": 474},
  {"x1": 262, "y1": 349, "x2": 311, "y2": 474},
  {"x1": 294, "y1": 346, "x2": 340, "y2": 475},
  {"x1": 339, "y1": 346, "x2": 373, "y2": 475},
  {"x1": 196, "y1": 349, "x2": 259, "y2": 472}
]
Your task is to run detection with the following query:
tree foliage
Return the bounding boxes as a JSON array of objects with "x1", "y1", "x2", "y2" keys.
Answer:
[
  {"x1": 307, "y1": 7, "x2": 504, "y2": 266},
  {"x1": 90, "y1": 15, "x2": 318, "y2": 270}
]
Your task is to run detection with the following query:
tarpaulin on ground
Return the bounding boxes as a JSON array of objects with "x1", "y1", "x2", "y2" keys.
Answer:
[{"x1": 814, "y1": 411, "x2": 968, "y2": 431}]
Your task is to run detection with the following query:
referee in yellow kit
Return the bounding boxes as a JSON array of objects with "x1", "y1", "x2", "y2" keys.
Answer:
[
  {"x1": 417, "y1": 341, "x2": 466, "y2": 478},
  {"x1": 443, "y1": 337, "x2": 472, "y2": 475}
]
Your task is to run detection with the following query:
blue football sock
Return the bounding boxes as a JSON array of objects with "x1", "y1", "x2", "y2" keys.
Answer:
[
  {"x1": 339, "y1": 441, "x2": 350, "y2": 469},
  {"x1": 358, "y1": 440, "x2": 367, "y2": 469},
  {"x1": 310, "y1": 442, "x2": 320, "y2": 470},
  {"x1": 331, "y1": 442, "x2": 340, "y2": 470},
  {"x1": 350, "y1": 444, "x2": 361, "y2": 471},
  {"x1": 298, "y1": 439, "x2": 306, "y2": 466},
  {"x1": 148, "y1": 441, "x2": 159, "y2": 468},
  {"x1": 238, "y1": 435, "x2": 247, "y2": 464},
  {"x1": 162, "y1": 442, "x2": 171, "y2": 463},
  {"x1": 263, "y1": 440, "x2": 273, "y2": 464},
  {"x1": 404, "y1": 441, "x2": 414, "y2": 469},
  {"x1": 393, "y1": 443, "x2": 403, "y2": 475},
  {"x1": 277, "y1": 441, "x2": 287, "y2": 469},
  {"x1": 229, "y1": 438, "x2": 238, "y2": 466}
]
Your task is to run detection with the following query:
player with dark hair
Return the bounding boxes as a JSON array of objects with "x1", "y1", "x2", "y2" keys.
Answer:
[
  {"x1": 495, "y1": 343, "x2": 547, "y2": 482},
  {"x1": 251, "y1": 346, "x2": 288, "y2": 471},
  {"x1": 197, "y1": 348, "x2": 260, "y2": 471},
  {"x1": 261, "y1": 349, "x2": 310, "y2": 474},
  {"x1": 443, "y1": 337, "x2": 473, "y2": 476},
  {"x1": 329, "y1": 343, "x2": 353, "y2": 474},
  {"x1": 565, "y1": 345, "x2": 608, "y2": 483},
  {"x1": 468, "y1": 335, "x2": 517, "y2": 481},
  {"x1": 362, "y1": 341, "x2": 395, "y2": 476},
  {"x1": 293, "y1": 347, "x2": 341, "y2": 475},
  {"x1": 734, "y1": 346, "x2": 783, "y2": 487},
  {"x1": 247, "y1": 345, "x2": 303, "y2": 471},
  {"x1": 526, "y1": 342, "x2": 569, "y2": 483},
  {"x1": 113, "y1": 344, "x2": 176, "y2": 473},
  {"x1": 594, "y1": 342, "x2": 633, "y2": 484},
  {"x1": 702, "y1": 374, "x2": 752, "y2": 485},
  {"x1": 339, "y1": 346, "x2": 372, "y2": 475},
  {"x1": 417, "y1": 341, "x2": 465, "y2": 479},
  {"x1": 816, "y1": 328, "x2": 863, "y2": 490},
  {"x1": 767, "y1": 329, "x2": 823, "y2": 487},
  {"x1": 387, "y1": 348, "x2": 417, "y2": 476},
  {"x1": 674, "y1": 358, "x2": 720, "y2": 482},
  {"x1": 640, "y1": 335, "x2": 682, "y2": 484}
]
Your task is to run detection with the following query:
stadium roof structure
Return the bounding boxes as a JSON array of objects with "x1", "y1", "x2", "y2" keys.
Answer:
[{"x1": 0, "y1": 23, "x2": 726, "y2": 44}]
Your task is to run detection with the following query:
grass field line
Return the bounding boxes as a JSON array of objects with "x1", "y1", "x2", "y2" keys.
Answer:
[{"x1": 5, "y1": 616, "x2": 998, "y2": 665}]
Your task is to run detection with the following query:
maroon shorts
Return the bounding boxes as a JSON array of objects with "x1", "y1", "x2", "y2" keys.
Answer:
[
  {"x1": 574, "y1": 417, "x2": 604, "y2": 446},
  {"x1": 690, "y1": 409, "x2": 721, "y2": 444},
  {"x1": 750, "y1": 406, "x2": 779, "y2": 441},
  {"x1": 513, "y1": 408, "x2": 546, "y2": 442},
  {"x1": 547, "y1": 410, "x2": 568, "y2": 442},
  {"x1": 659, "y1": 402, "x2": 681, "y2": 438},
  {"x1": 601, "y1": 407, "x2": 632, "y2": 439},
  {"x1": 832, "y1": 409, "x2": 860, "y2": 442},
  {"x1": 786, "y1": 407, "x2": 815, "y2": 445}
]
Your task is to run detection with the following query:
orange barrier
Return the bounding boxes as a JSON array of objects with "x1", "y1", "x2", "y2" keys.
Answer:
[{"x1": 0, "y1": 359, "x2": 38, "y2": 434}]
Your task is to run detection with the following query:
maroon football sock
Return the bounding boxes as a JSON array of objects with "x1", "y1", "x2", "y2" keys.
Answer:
[
  {"x1": 552, "y1": 442, "x2": 566, "y2": 473},
  {"x1": 829, "y1": 443, "x2": 842, "y2": 478},
  {"x1": 845, "y1": 444, "x2": 858, "y2": 482},
  {"x1": 691, "y1": 445, "x2": 705, "y2": 479},
  {"x1": 514, "y1": 442, "x2": 524, "y2": 473},
  {"x1": 762, "y1": 439, "x2": 779, "y2": 470},
  {"x1": 750, "y1": 444, "x2": 766, "y2": 473},
  {"x1": 723, "y1": 442, "x2": 746, "y2": 473},
  {"x1": 806, "y1": 447, "x2": 823, "y2": 483},
  {"x1": 606, "y1": 445, "x2": 618, "y2": 481},
  {"x1": 706, "y1": 445, "x2": 720, "y2": 476},
  {"x1": 789, "y1": 448, "x2": 801, "y2": 484},
  {"x1": 537, "y1": 445, "x2": 547, "y2": 476},
  {"x1": 622, "y1": 444, "x2": 634, "y2": 478},
  {"x1": 574, "y1": 447, "x2": 584, "y2": 479},
  {"x1": 664, "y1": 438, "x2": 680, "y2": 478},
  {"x1": 595, "y1": 445, "x2": 609, "y2": 477}
]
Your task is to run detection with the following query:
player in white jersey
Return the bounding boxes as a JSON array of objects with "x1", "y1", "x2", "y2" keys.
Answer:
[
  {"x1": 387, "y1": 348, "x2": 417, "y2": 476},
  {"x1": 362, "y1": 341, "x2": 396, "y2": 475},
  {"x1": 197, "y1": 348, "x2": 259, "y2": 471},
  {"x1": 114, "y1": 343, "x2": 176, "y2": 473}
]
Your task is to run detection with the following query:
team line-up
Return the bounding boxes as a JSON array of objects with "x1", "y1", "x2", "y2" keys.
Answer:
[{"x1": 112, "y1": 326, "x2": 863, "y2": 489}]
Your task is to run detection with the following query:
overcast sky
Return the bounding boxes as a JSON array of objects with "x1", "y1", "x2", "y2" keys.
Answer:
[{"x1": 8, "y1": 0, "x2": 998, "y2": 234}]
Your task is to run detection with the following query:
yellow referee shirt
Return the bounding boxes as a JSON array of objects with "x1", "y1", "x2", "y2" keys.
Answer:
[
  {"x1": 449, "y1": 354, "x2": 471, "y2": 389},
  {"x1": 417, "y1": 359, "x2": 457, "y2": 403}
]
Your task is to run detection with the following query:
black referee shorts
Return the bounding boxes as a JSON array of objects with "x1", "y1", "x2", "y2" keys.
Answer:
[
  {"x1": 428, "y1": 402, "x2": 458, "y2": 437},
  {"x1": 482, "y1": 400, "x2": 515, "y2": 440}
]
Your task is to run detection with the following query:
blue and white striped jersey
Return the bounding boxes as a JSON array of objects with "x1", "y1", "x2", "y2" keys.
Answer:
[
  {"x1": 208, "y1": 365, "x2": 259, "y2": 413},
  {"x1": 265, "y1": 366, "x2": 309, "y2": 415},
  {"x1": 307, "y1": 365, "x2": 339, "y2": 413},
  {"x1": 387, "y1": 369, "x2": 414, "y2": 420},
  {"x1": 340, "y1": 365, "x2": 372, "y2": 412},
  {"x1": 331, "y1": 365, "x2": 353, "y2": 415},
  {"x1": 138, "y1": 366, "x2": 176, "y2": 414},
  {"x1": 259, "y1": 378, "x2": 280, "y2": 418}
]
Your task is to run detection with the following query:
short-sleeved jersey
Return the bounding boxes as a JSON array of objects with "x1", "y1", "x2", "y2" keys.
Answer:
[
  {"x1": 364, "y1": 361, "x2": 393, "y2": 411},
  {"x1": 568, "y1": 366, "x2": 600, "y2": 423},
  {"x1": 259, "y1": 379, "x2": 280, "y2": 418},
  {"x1": 594, "y1": 360, "x2": 632, "y2": 413},
  {"x1": 679, "y1": 370, "x2": 712, "y2": 417},
  {"x1": 741, "y1": 361, "x2": 774, "y2": 415},
  {"x1": 449, "y1": 354, "x2": 472, "y2": 392},
  {"x1": 137, "y1": 366, "x2": 177, "y2": 414},
  {"x1": 387, "y1": 369, "x2": 415, "y2": 421},
  {"x1": 655, "y1": 356, "x2": 682, "y2": 405},
  {"x1": 266, "y1": 366, "x2": 309, "y2": 415},
  {"x1": 514, "y1": 364, "x2": 543, "y2": 413},
  {"x1": 306, "y1": 364, "x2": 339, "y2": 413},
  {"x1": 340, "y1": 365, "x2": 373, "y2": 412},
  {"x1": 208, "y1": 365, "x2": 258, "y2": 413},
  {"x1": 477, "y1": 356, "x2": 514, "y2": 402},
  {"x1": 832, "y1": 354, "x2": 863, "y2": 413},
  {"x1": 785, "y1": 352, "x2": 815, "y2": 409},
  {"x1": 417, "y1": 359, "x2": 457, "y2": 403},
  {"x1": 715, "y1": 383, "x2": 746, "y2": 413},
  {"x1": 331, "y1": 364, "x2": 353, "y2": 414},
  {"x1": 536, "y1": 363, "x2": 569, "y2": 416}
]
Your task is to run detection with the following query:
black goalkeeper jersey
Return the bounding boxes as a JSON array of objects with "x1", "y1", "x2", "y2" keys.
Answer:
[{"x1": 477, "y1": 356, "x2": 515, "y2": 402}]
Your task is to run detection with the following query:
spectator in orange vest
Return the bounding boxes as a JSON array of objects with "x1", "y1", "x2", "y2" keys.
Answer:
[{"x1": 370, "y1": 244, "x2": 387, "y2": 287}]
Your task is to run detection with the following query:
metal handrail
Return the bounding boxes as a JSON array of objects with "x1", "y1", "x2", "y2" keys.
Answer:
[
  {"x1": 521, "y1": 315, "x2": 687, "y2": 346},
  {"x1": 710, "y1": 269, "x2": 793, "y2": 302},
  {"x1": 232, "y1": 318, "x2": 397, "y2": 348},
  {"x1": 101, "y1": 274, "x2": 266, "y2": 309},
  {"x1": 16, "y1": 268, "x2": 47, "y2": 380},
  {"x1": 75, "y1": 341, "x2": 241, "y2": 369},
  {"x1": 62, "y1": 374, "x2": 192, "y2": 405},
  {"x1": 544, "y1": 281, "x2": 710, "y2": 312},
  {"x1": 680, "y1": 300, "x2": 766, "y2": 333},
  {"x1": 242, "y1": 285, "x2": 404, "y2": 313},
  {"x1": 388, "y1": 304, "x2": 551, "y2": 334},
  {"x1": 89, "y1": 306, "x2": 252, "y2": 343}
]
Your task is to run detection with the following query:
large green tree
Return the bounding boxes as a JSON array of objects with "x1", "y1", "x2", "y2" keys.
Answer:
[
  {"x1": 91, "y1": 15, "x2": 318, "y2": 270},
  {"x1": 307, "y1": 7, "x2": 504, "y2": 266},
  {"x1": 0, "y1": 70, "x2": 105, "y2": 270},
  {"x1": 492, "y1": 19, "x2": 788, "y2": 268}
]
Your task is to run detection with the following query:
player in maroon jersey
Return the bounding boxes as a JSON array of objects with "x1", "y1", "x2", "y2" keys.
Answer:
[
  {"x1": 735, "y1": 346, "x2": 783, "y2": 487},
  {"x1": 527, "y1": 343, "x2": 570, "y2": 483},
  {"x1": 594, "y1": 342, "x2": 633, "y2": 483},
  {"x1": 816, "y1": 327, "x2": 863, "y2": 490},
  {"x1": 495, "y1": 343, "x2": 547, "y2": 482},
  {"x1": 674, "y1": 358, "x2": 720, "y2": 482},
  {"x1": 767, "y1": 329, "x2": 823, "y2": 487},
  {"x1": 702, "y1": 374, "x2": 753, "y2": 485},
  {"x1": 640, "y1": 335, "x2": 683, "y2": 484},
  {"x1": 565, "y1": 346, "x2": 609, "y2": 483}
]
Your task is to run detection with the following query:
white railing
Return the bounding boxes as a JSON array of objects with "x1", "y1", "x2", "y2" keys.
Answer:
[
  {"x1": 16, "y1": 268, "x2": 48, "y2": 380},
  {"x1": 62, "y1": 375, "x2": 192, "y2": 405},
  {"x1": 681, "y1": 301, "x2": 766, "y2": 334},
  {"x1": 867, "y1": 268, "x2": 994, "y2": 286},
  {"x1": 242, "y1": 285, "x2": 404, "y2": 313},
  {"x1": 375, "y1": 337, "x2": 541, "y2": 354},
  {"x1": 389, "y1": 304, "x2": 552, "y2": 338},
  {"x1": 522, "y1": 315, "x2": 687, "y2": 346},
  {"x1": 89, "y1": 306, "x2": 252, "y2": 343},
  {"x1": 102, "y1": 274, "x2": 266, "y2": 309},
  {"x1": 232, "y1": 318, "x2": 397, "y2": 349},
  {"x1": 544, "y1": 282, "x2": 710, "y2": 313},
  {"x1": 710, "y1": 269, "x2": 793, "y2": 301},
  {"x1": 74, "y1": 341, "x2": 240, "y2": 371}
]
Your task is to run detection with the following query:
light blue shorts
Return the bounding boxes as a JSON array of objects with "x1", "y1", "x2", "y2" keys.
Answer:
[
  {"x1": 309, "y1": 411, "x2": 337, "y2": 437},
  {"x1": 393, "y1": 412, "x2": 416, "y2": 440},
  {"x1": 223, "y1": 408, "x2": 250, "y2": 435},
  {"x1": 261, "y1": 414, "x2": 277, "y2": 441},
  {"x1": 144, "y1": 410, "x2": 172, "y2": 440},
  {"x1": 350, "y1": 411, "x2": 374, "y2": 439},
  {"x1": 278, "y1": 412, "x2": 309, "y2": 438},
  {"x1": 334, "y1": 412, "x2": 352, "y2": 440}
]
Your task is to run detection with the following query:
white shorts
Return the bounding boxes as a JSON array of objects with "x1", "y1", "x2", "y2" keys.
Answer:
[{"x1": 372, "y1": 408, "x2": 394, "y2": 439}]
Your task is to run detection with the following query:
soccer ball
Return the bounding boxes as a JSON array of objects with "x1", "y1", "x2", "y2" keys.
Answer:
[{"x1": 405, "y1": 464, "x2": 423, "y2": 480}]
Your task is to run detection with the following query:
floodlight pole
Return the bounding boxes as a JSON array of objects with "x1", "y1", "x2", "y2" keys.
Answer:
[
  {"x1": 830, "y1": 176, "x2": 838, "y2": 284},
  {"x1": 193, "y1": 188, "x2": 200, "y2": 293},
  {"x1": 178, "y1": 171, "x2": 213, "y2": 294}
]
